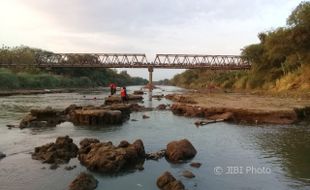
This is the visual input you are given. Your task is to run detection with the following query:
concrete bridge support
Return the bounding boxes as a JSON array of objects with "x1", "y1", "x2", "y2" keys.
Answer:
[{"x1": 148, "y1": 66, "x2": 154, "y2": 91}]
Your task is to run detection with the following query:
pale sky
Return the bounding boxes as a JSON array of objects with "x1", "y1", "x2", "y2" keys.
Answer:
[{"x1": 0, "y1": 0, "x2": 303, "y2": 80}]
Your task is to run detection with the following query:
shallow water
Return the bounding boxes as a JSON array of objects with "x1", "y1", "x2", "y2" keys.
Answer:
[{"x1": 0, "y1": 86, "x2": 309, "y2": 190}]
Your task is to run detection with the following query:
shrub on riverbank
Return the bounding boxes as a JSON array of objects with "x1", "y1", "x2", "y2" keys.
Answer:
[
  {"x1": 0, "y1": 68, "x2": 93, "y2": 89},
  {"x1": 171, "y1": 1, "x2": 310, "y2": 94}
]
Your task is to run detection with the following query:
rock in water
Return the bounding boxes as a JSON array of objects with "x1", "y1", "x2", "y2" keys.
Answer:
[
  {"x1": 69, "y1": 172, "x2": 98, "y2": 190},
  {"x1": 145, "y1": 149, "x2": 166, "y2": 160},
  {"x1": 142, "y1": 115, "x2": 150, "y2": 119},
  {"x1": 157, "y1": 171, "x2": 185, "y2": 190},
  {"x1": 32, "y1": 136, "x2": 78, "y2": 164},
  {"x1": 166, "y1": 139, "x2": 197, "y2": 163},
  {"x1": 19, "y1": 107, "x2": 65, "y2": 129},
  {"x1": 133, "y1": 90, "x2": 144, "y2": 95},
  {"x1": 182, "y1": 170, "x2": 195, "y2": 178},
  {"x1": 190, "y1": 162, "x2": 202, "y2": 168},
  {"x1": 157, "y1": 104, "x2": 168, "y2": 110},
  {"x1": 0, "y1": 152, "x2": 6, "y2": 160},
  {"x1": 78, "y1": 139, "x2": 145, "y2": 173}
]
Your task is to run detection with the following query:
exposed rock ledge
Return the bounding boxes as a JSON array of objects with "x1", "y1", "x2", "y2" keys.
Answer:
[
  {"x1": 167, "y1": 93, "x2": 310, "y2": 125},
  {"x1": 171, "y1": 103, "x2": 298, "y2": 124}
]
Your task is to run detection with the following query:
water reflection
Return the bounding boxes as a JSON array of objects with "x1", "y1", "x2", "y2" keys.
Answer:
[{"x1": 250, "y1": 125, "x2": 310, "y2": 185}]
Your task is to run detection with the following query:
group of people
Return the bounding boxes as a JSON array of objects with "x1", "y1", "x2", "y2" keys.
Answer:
[{"x1": 109, "y1": 83, "x2": 128, "y2": 103}]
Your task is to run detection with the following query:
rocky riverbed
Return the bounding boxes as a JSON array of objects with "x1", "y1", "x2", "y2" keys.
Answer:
[{"x1": 0, "y1": 86, "x2": 309, "y2": 190}]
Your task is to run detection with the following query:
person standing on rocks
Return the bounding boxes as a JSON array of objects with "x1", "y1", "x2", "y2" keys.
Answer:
[
  {"x1": 121, "y1": 87, "x2": 128, "y2": 104},
  {"x1": 109, "y1": 83, "x2": 117, "y2": 95}
]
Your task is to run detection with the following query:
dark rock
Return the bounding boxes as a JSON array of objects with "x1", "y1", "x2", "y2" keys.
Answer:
[
  {"x1": 152, "y1": 94, "x2": 164, "y2": 100},
  {"x1": 142, "y1": 115, "x2": 150, "y2": 119},
  {"x1": 117, "y1": 140, "x2": 130, "y2": 148},
  {"x1": 145, "y1": 149, "x2": 166, "y2": 160},
  {"x1": 6, "y1": 124, "x2": 18, "y2": 129},
  {"x1": 135, "y1": 164, "x2": 144, "y2": 171},
  {"x1": 157, "y1": 171, "x2": 185, "y2": 190},
  {"x1": 157, "y1": 104, "x2": 168, "y2": 110},
  {"x1": 32, "y1": 136, "x2": 79, "y2": 164},
  {"x1": 131, "y1": 119, "x2": 138, "y2": 122},
  {"x1": 65, "y1": 165, "x2": 77, "y2": 171},
  {"x1": 0, "y1": 152, "x2": 6, "y2": 160},
  {"x1": 78, "y1": 139, "x2": 145, "y2": 173},
  {"x1": 190, "y1": 162, "x2": 202, "y2": 168},
  {"x1": 133, "y1": 90, "x2": 144, "y2": 95},
  {"x1": 49, "y1": 163, "x2": 59, "y2": 170},
  {"x1": 166, "y1": 139, "x2": 197, "y2": 163},
  {"x1": 69, "y1": 172, "x2": 98, "y2": 190},
  {"x1": 182, "y1": 170, "x2": 195, "y2": 178}
]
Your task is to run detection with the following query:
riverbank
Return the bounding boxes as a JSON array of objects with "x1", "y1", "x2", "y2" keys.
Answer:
[
  {"x1": 0, "y1": 88, "x2": 88, "y2": 96},
  {"x1": 167, "y1": 92, "x2": 310, "y2": 124}
]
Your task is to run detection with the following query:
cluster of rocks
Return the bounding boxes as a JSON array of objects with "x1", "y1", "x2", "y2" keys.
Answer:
[
  {"x1": 32, "y1": 136, "x2": 78, "y2": 164},
  {"x1": 32, "y1": 135, "x2": 199, "y2": 189},
  {"x1": 17, "y1": 103, "x2": 146, "y2": 129},
  {"x1": 78, "y1": 138, "x2": 145, "y2": 173}
]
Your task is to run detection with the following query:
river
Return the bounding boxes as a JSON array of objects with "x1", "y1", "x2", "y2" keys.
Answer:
[{"x1": 0, "y1": 86, "x2": 309, "y2": 190}]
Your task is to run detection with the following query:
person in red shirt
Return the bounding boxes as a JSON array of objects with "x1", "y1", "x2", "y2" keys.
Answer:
[
  {"x1": 109, "y1": 83, "x2": 117, "y2": 95},
  {"x1": 120, "y1": 86, "x2": 128, "y2": 103}
]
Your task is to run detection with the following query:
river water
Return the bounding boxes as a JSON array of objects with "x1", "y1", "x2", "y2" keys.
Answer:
[{"x1": 0, "y1": 86, "x2": 309, "y2": 190}]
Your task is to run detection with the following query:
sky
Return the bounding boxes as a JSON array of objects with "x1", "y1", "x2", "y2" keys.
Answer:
[{"x1": 0, "y1": 0, "x2": 304, "y2": 80}]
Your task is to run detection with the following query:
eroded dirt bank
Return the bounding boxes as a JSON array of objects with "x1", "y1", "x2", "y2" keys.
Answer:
[{"x1": 167, "y1": 93, "x2": 310, "y2": 124}]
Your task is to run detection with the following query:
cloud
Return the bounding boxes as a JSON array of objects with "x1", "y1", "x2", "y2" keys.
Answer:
[{"x1": 0, "y1": 0, "x2": 303, "y2": 79}]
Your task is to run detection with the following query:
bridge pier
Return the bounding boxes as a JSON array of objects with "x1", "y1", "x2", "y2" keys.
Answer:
[{"x1": 148, "y1": 66, "x2": 154, "y2": 91}]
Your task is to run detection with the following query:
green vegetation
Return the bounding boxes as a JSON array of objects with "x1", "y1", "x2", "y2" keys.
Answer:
[
  {"x1": 171, "y1": 1, "x2": 310, "y2": 93},
  {"x1": 0, "y1": 46, "x2": 147, "y2": 90}
]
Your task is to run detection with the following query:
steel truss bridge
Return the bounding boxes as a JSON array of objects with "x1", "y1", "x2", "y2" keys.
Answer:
[
  {"x1": 0, "y1": 53, "x2": 250, "y2": 69},
  {"x1": 0, "y1": 53, "x2": 251, "y2": 87}
]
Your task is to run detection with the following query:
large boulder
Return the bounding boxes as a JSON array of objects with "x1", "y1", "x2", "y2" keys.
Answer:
[
  {"x1": 157, "y1": 171, "x2": 185, "y2": 190},
  {"x1": 78, "y1": 139, "x2": 145, "y2": 173},
  {"x1": 32, "y1": 136, "x2": 79, "y2": 164},
  {"x1": 69, "y1": 172, "x2": 98, "y2": 190},
  {"x1": 166, "y1": 139, "x2": 197, "y2": 163}
]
